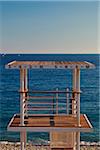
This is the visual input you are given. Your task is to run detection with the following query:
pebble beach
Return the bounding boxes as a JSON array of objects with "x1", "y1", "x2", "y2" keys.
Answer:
[{"x1": 0, "y1": 142, "x2": 100, "y2": 150}]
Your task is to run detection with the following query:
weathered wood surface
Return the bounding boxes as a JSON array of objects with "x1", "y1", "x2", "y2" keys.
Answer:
[
  {"x1": 50, "y1": 132, "x2": 75, "y2": 149},
  {"x1": 9, "y1": 114, "x2": 91, "y2": 128},
  {"x1": 5, "y1": 61, "x2": 95, "y2": 69}
]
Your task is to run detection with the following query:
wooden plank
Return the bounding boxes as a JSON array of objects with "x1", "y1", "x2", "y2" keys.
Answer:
[
  {"x1": 26, "y1": 107, "x2": 66, "y2": 111},
  {"x1": 50, "y1": 132, "x2": 74, "y2": 149},
  {"x1": 9, "y1": 114, "x2": 92, "y2": 129},
  {"x1": 27, "y1": 91, "x2": 80, "y2": 94},
  {"x1": 27, "y1": 102, "x2": 54, "y2": 105},
  {"x1": 5, "y1": 61, "x2": 95, "y2": 69},
  {"x1": 26, "y1": 96, "x2": 54, "y2": 99}
]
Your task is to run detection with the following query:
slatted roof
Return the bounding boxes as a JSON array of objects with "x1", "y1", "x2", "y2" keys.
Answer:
[{"x1": 5, "y1": 61, "x2": 95, "y2": 69}]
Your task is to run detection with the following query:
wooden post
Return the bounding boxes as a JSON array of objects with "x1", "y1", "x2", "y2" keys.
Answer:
[
  {"x1": 24, "y1": 68, "x2": 28, "y2": 91},
  {"x1": 24, "y1": 68, "x2": 28, "y2": 147},
  {"x1": 73, "y1": 68, "x2": 80, "y2": 150},
  {"x1": 76, "y1": 132, "x2": 80, "y2": 150},
  {"x1": 72, "y1": 68, "x2": 81, "y2": 125},
  {"x1": 76, "y1": 68, "x2": 80, "y2": 126},
  {"x1": 72, "y1": 68, "x2": 77, "y2": 116},
  {"x1": 24, "y1": 68, "x2": 28, "y2": 116},
  {"x1": 76, "y1": 68, "x2": 80, "y2": 150},
  {"x1": 66, "y1": 88, "x2": 69, "y2": 114},
  {"x1": 20, "y1": 132, "x2": 25, "y2": 150},
  {"x1": 72, "y1": 68, "x2": 77, "y2": 149},
  {"x1": 73, "y1": 68, "x2": 77, "y2": 91},
  {"x1": 20, "y1": 67, "x2": 28, "y2": 150},
  {"x1": 20, "y1": 68, "x2": 25, "y2": 126},
  {"x1": 56, "y1": 88, "x2": 58, "y2": 114}
]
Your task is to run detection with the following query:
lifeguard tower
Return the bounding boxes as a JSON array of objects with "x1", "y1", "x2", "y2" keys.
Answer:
[{"x1": 6, "y1": 61, "x2": 95, "y2": 150}]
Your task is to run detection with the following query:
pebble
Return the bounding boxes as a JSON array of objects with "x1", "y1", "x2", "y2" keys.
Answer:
[{"x1": 0, "y1": 141, "x2": 100, "y2": 150}]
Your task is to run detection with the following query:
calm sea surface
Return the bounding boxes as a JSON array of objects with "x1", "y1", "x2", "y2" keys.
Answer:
[{"x1": 0, "y1": 54, "x2": 99, "y2": 143}]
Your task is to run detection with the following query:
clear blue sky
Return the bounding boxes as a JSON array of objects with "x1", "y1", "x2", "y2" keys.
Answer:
[{"x1": 0, "y1": 1, "x2": 99, "y2": 53}]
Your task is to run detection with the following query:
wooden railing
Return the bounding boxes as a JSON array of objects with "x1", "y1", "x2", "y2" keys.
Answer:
[{"x1": 21, "y1": 88, "x2": 81, "y2": 116}]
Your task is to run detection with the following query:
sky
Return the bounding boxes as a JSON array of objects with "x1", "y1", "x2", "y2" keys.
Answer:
[{"x1": 0, "y1": 0, "x2": 99, "y2": 54}]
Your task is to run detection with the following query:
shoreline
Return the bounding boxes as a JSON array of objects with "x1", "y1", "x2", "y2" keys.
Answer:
[{"x1": 0, "y1": 141, "x2": 100, "y2": 150}]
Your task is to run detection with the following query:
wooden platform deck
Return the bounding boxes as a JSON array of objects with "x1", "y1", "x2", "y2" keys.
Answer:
[{"x1": 8, "y1": 114, "x2": 92, "y2": 132}]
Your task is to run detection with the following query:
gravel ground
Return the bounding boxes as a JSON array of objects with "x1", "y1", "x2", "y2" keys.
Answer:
[
  {"x1": 0, "y1": 142, "x2": 100, "y2": 150},
  {"x1": 0, "y1": 144, "x2": 100, "y2": 150}
]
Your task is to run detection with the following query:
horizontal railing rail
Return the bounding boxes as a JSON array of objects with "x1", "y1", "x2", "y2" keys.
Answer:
[
  {"x1": 19, "y1": 90, "x2": 82, "y2": 94},
  {"x1": 22, "y1": 88, "x2": 79, "y2": 116}
]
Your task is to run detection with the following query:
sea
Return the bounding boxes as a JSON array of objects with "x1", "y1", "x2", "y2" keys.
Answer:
[{"x1": 0, "y1": 54, "x2": 99, "y2": 144}]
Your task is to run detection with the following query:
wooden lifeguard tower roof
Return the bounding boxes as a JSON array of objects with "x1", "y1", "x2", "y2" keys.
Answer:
[{"x1": 5, "y1": 61, "x2": 95, "y2": 69}]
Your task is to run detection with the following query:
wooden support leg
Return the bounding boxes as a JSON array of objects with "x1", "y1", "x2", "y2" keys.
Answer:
[
  {"x1": 73, "y1": 132, "x2": 76, "y2": 150},
  {"x1": 24, "y1": 132, "x2": 27, "y2": 148},
  {"x1": 20, "y1": 131, "x2": 26, "y2": 150},
  {"x1": 76, "y1": 132, "x2": 80, "y2": 150}
]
